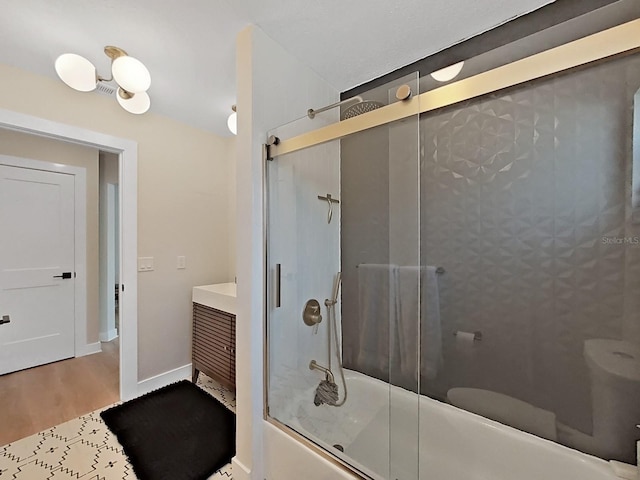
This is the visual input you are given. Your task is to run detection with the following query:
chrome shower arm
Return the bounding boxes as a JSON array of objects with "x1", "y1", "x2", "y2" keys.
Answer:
[{"x1": 308, "y1": 96, "x2": 363, "y2": 119}]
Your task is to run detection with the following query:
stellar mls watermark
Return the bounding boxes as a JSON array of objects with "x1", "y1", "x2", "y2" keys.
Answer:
[{"x1": 602, "y1": 236, "x2": 640, "y2": 245}]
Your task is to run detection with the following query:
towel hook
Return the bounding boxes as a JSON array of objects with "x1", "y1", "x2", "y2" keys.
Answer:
[{"x1": 317, "y1": 194, "x2": 340, "y2": 224}]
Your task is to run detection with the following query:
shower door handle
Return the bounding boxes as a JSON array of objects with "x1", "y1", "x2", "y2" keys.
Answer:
[{"x1": 275, "y1": 264, "x2": 281, "y2": 308}]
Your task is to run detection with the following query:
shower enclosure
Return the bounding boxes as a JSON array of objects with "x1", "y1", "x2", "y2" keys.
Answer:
[{"x1": 265, "y1": 20, "x2": 640, "y2": 480}]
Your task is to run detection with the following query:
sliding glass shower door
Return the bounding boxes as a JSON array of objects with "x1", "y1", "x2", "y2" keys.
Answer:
[{"x1": 266, "y1": 73, "x2": 422, "y2": 479}]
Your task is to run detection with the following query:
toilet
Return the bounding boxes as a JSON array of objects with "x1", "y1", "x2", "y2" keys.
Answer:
[
  {"x1": 447, "y1": 339, "x2": 640, "y2": 464},
  {"x1": 584, "y1": 338, "x2": 640, "y2": 463}
]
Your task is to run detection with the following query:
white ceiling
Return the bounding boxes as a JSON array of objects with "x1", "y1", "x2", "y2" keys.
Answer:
[{"x1": 0, "y1": 0, "x2": 554, "y2": 137}]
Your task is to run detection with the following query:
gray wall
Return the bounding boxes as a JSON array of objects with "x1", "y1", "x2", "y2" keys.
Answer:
[{"x1": 341, "y1": 51, "x2": 640, "y2": 439}]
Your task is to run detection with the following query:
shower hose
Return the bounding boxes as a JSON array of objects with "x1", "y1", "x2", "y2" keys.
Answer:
[{"x1": 327, "y1": 300, "x2": 348, "y2": 407}]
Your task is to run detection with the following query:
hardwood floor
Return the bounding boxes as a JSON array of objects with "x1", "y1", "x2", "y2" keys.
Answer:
[{"x1": 0, "y1": 338, "x2": 119, "y2": 446}]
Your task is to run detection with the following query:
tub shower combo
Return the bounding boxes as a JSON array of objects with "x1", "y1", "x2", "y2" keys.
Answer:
[{"x1": 265, "y1": 19, "x2": 640, "y2": 480}]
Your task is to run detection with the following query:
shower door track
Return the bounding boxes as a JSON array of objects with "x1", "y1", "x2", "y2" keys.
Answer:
[{"x1": 269, "y1": 18, "x2": 640, "y2": 160}]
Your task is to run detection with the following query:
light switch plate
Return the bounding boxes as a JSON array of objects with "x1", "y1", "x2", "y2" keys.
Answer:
[
  {"x1": 177, "y1": 256, "x2": 186, "y2": 269},
  {"x1": 138, "y1": 257, "x2": 154, "y2": 272}
]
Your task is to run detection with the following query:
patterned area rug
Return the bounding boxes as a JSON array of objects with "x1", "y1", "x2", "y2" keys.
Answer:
[
  {"x1": 100, "y1": 380, "x2": 234, "y2": 480},
  {"x1": 0, "y1": 374, "x2": 235, "y2": 479}
]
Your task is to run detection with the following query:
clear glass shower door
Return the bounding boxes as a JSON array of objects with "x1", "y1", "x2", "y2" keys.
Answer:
[
  {"x1": 266, "y1": 73, "x2": 421, "y2": 479},
  {"x1": 265, "y1": 121, "x2": 355, "y2": 470}
]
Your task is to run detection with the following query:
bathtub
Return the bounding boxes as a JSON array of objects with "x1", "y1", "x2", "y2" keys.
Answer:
[{"x1": 287, "y1": 369, "x2": 619, "y2": 480}]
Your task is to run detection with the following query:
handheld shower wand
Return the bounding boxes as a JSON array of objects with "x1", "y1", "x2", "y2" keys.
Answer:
[
  {"x1": 326, "y1": 272, "x2": 348, "y2": 407},
  {"x1": 325, "y1": 272, "x2": 342, "y2": 371}
]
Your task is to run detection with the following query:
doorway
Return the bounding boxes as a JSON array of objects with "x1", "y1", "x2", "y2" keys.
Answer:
[
  {"x1": 0, "y1": 130, "x2": 124, "y2": 444},
  {"x1": 0, "y1": 108, "x2": 139, "y2": 404}
]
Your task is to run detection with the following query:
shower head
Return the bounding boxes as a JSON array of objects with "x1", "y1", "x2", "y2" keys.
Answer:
[{"x1": 341, "y1": 100, "x2": 384, "y2": 120}]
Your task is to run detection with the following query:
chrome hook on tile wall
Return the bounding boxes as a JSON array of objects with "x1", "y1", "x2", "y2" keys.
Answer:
[{"x1": 318, "y1": 194, "x2": 340, "y2": 224}]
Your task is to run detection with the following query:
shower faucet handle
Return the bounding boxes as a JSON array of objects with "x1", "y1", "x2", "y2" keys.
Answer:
[{"x1": 303, "y1": 299, "x2": 323, "y2": 327}]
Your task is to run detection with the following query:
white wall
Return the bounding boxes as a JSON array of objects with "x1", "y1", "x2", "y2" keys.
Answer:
[
  {"x1": 0, "y1": 63, "x2": 235, "y2": 382},
  {"x1": 227, "y1": 139, "x2": 237, "y2": 279},
  {"x1": 235, "y1": 25, "x2": 355, "y2": 480}
]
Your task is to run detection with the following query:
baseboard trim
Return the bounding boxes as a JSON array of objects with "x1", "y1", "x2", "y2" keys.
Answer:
[
  {"x1": 76, "y1": 342, "x2": 102, "y2": 357},
  {"x1": 232, "y1": 457, "x2": 251, "y2": 480},
  {"x1": 137, "y1": 363, "x2": 192, "y2": 397},
  {"x1": 99, "y1": 328, "x2": 118, "y2": 342}
]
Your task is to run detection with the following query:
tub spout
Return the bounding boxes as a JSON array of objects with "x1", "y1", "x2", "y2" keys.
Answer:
[
  {"x1": 310, "y1": 360, "x2": 340, "y2": 406},
  {"x1": 309, "y1": 360, "x2": 335, "y2": 383}
]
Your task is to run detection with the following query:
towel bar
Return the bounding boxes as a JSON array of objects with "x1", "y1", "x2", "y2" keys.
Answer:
[{"x1": 355, "y1": 264, "x2": 445, "y2": 274}]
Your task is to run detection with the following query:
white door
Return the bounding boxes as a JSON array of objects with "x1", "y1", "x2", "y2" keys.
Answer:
[{"x1": 0, "y1": 164, "x2": 75, "y2": 375}]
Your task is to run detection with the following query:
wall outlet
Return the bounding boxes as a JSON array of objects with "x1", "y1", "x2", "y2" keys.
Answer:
[
  {"x1": 177, "y1": 256, "x2": 186, "y2": 269},
  {"x1": 138, "y1": 257, "x2": 154, "y2": 272}
]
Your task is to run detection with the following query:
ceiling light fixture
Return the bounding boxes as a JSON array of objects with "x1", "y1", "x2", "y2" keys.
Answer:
[
  {"x1": 430, "y1": 61, "x2": 464, "y2": 82},
  {"x1": 227, "y1": 105, "x2": 237, "y2": 135},
  {"x1": 55, "y1": 46, "x2": 151, "y2": 114}
]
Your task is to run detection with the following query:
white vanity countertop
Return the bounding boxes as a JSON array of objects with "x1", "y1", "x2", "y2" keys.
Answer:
[{"x1": 192, "y1": 282, "x2": 237, "y2": 315}]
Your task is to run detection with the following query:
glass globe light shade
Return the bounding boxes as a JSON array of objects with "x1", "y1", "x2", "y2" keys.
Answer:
[
  {"x1": 117, "y1": 89, "x2": 151, "y2": 115},
  {"x1": 227, "y1": 111, "x2": 237, "y2": 135},
  {"x1": 430, "y1": 61, "x2": 464, "y2": 82},
  {"x1": 112, "y1": 56, "x2": 151, "y2": 93},
  {"x1": 55, "y1": 53, "x2": 97, "y2": 92}
]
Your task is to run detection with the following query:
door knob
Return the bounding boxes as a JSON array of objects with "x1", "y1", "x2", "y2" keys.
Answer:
[
  {"x1": 0, "y1": 315, "x2": 10, "y2": 325},
  {"x1": 53, "y1": 272, "x2": 72, "y2": 279}
]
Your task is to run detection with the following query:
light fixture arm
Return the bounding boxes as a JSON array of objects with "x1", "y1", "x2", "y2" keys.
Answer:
[
  {"x1": 96, "y1": 46, "x2": 129, "y2": 83},
  {"x1": 118, "y1": 89, "x2": 134, "y2": 100},
  {"x1": 97, "y1": 73, "x2": 113, "y2": 83},
  {"x1": 104, "y1": 45, "x2": 128, "y2": 61}
]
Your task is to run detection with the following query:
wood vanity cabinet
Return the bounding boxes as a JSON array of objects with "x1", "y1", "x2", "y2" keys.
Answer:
[{"x1": 192, "y1": 302, "x2": 236, "y2": 390}]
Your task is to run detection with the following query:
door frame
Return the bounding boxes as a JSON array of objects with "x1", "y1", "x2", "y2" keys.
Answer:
[
  {"x1": 0, "y1": 108, "x2": 138, "y2": 401},
  {"x1": 0, "y1": 156, "x2": 88, "y2": 362}
]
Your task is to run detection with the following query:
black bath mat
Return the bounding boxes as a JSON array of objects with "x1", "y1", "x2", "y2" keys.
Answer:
[{"x1": 100, "y1": 380, "x2": 235, "y2": 480}]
